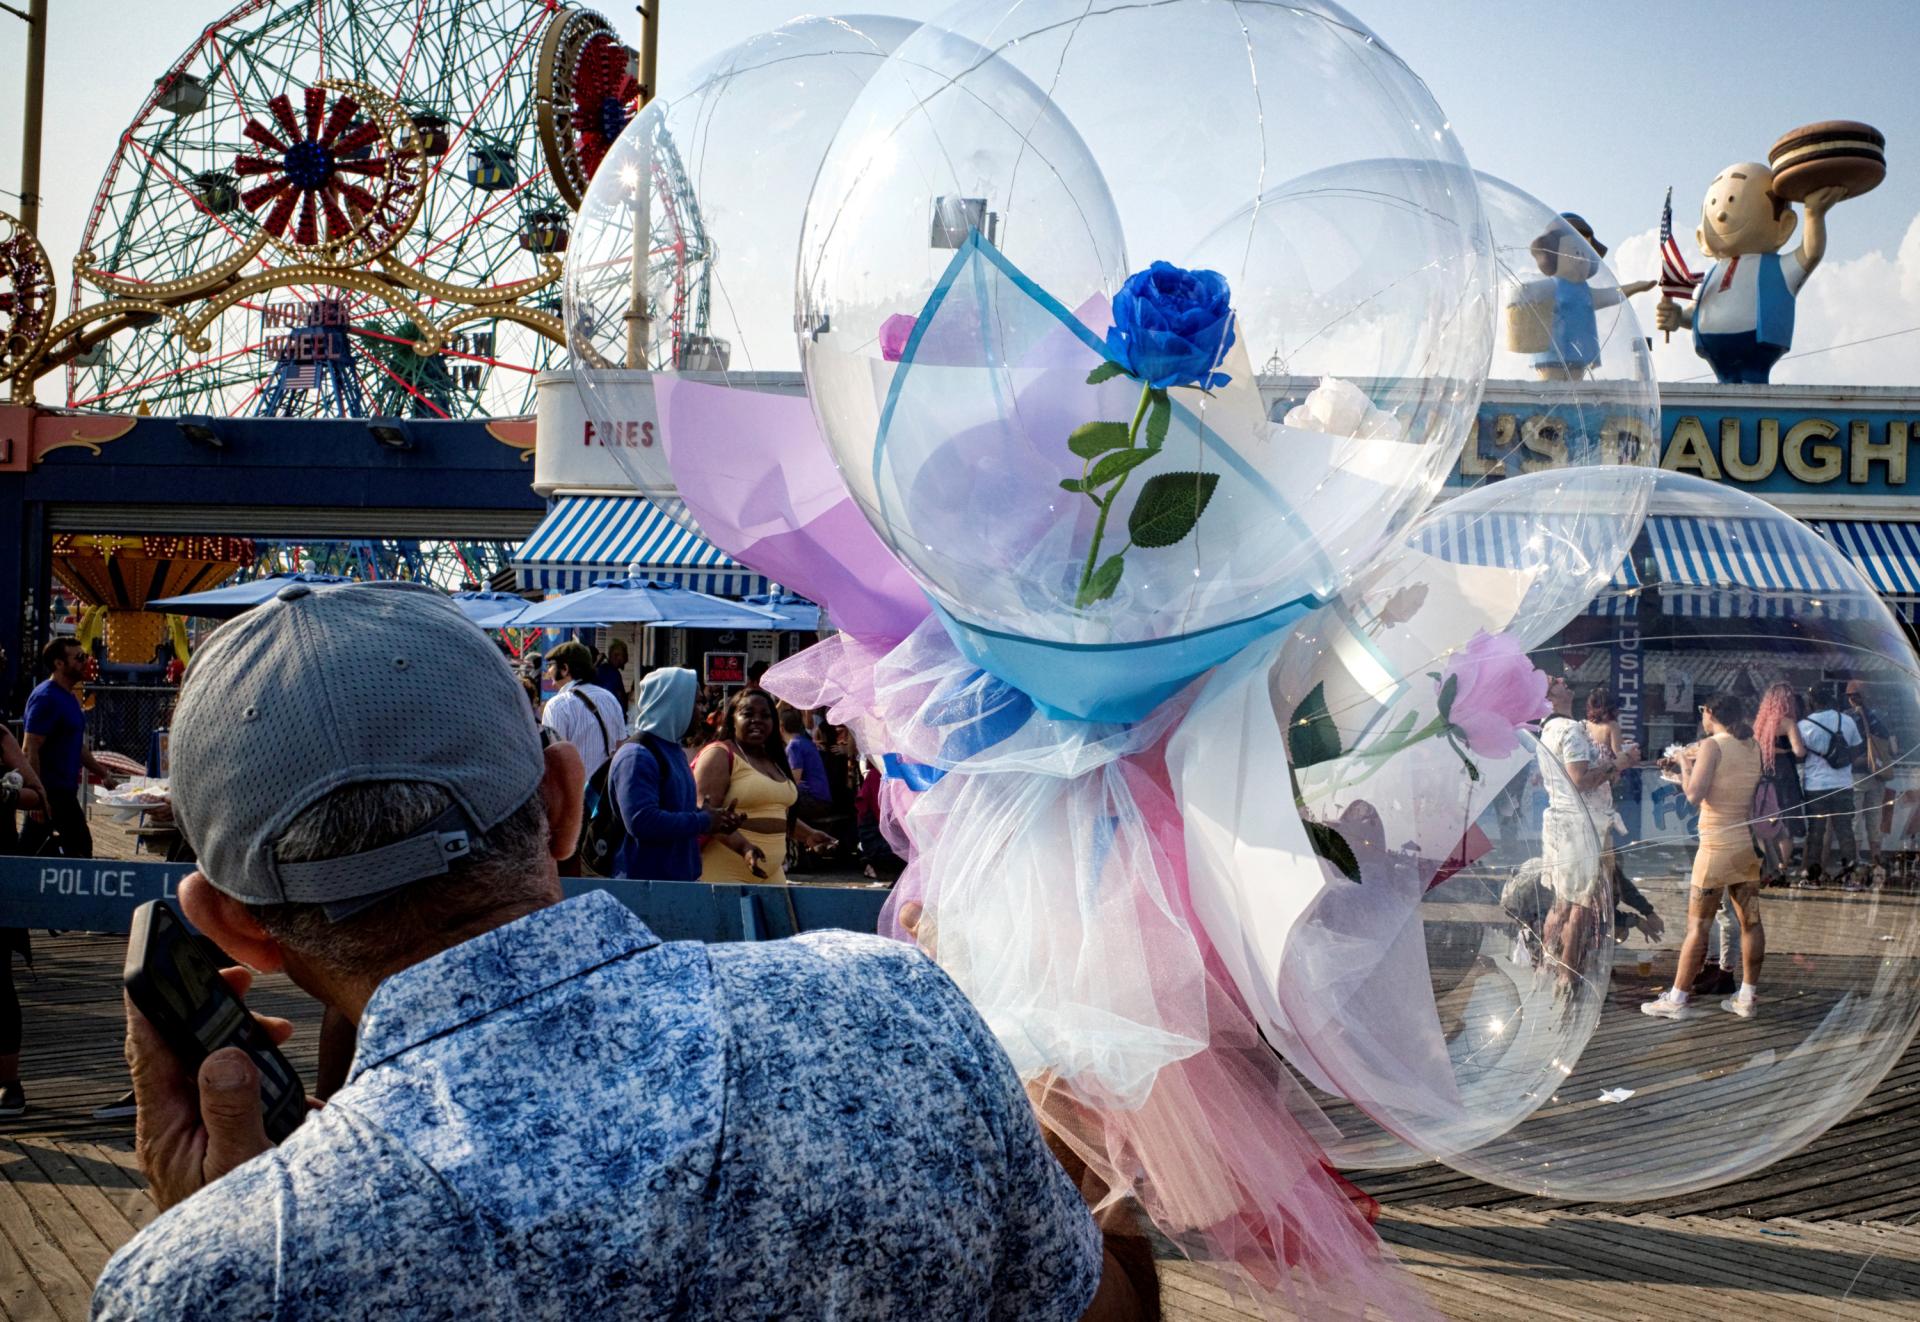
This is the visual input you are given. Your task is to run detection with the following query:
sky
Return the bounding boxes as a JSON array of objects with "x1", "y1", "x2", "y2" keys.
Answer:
[{"x1": 4, "y1": 0, "x2": 1919, "y2": 392}]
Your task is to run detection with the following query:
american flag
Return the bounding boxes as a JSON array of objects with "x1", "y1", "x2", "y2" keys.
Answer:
[{"x1": 1659, "y1": 186, "x2": 1701, "y2": 301}]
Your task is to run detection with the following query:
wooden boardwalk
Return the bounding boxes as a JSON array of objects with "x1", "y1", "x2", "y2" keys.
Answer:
[{"x1": 4, "y1": 896, "x2": 1919, "y2": 1317}]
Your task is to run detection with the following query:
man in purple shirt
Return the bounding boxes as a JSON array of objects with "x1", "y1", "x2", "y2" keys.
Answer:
[
  {"x1": 781, "y1": 706, "x2": 834, "y2": 825},
  {"x1": 20, "y1": 637, "x2": 121, "y2": 859}
]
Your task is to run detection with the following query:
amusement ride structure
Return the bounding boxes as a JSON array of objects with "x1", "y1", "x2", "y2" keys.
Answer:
[
  {"x1": 0, "y1": 0, "x2": 714, "y2": 421},
  {"x1": 0, "y1": 0, "x2": 726, "y2": 663}
]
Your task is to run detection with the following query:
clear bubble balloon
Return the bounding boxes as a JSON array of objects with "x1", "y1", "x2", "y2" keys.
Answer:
[
  {"x1": 798, "y1": 0, "x2": 1492, "y2": 720},
  {"x1": 563, "y1": 13, "x2": 920, "y2": 519},
  {"x1": 1472, "y1": 172, "x2": 1660, "y2": 479},
  {"x1": 1175, "y1": 467, "x2": 1657, "y2": 1168},
  {"x1": 1420, "y1": 470, "x2": 1920, "y2": 1198}
]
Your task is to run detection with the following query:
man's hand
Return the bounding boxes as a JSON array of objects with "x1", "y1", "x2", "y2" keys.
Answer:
[
  {"x1": 708, "y1": 804, "x2": 747, "y2": 835},
  {"x1": 126, "y1": 965, "x2": 296, "y2": 1212},
  {"x1": 1654, "y1": 298, "x2": 1687, "y2": 333}
]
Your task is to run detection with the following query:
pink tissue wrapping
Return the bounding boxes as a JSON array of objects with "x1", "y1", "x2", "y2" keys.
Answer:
[
  {"x1": 1052, "y1": 750, "x2": 1434, "y2": 1321},
  {"x1": 770, "y1": 628, "x2": 1433, "y2": 1318},
  {"x1": 654, "y1": 376, "x2": 929, "y2": 642}
]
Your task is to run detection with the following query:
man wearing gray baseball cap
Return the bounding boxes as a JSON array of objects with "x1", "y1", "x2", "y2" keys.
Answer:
[{"x1": 92, "y1": 582, "x2": 1150, "y2": 1321}]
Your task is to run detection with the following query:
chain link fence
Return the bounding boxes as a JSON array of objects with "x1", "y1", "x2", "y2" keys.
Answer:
[{"x1": 86, "y1": 686, "x2": 179, "y2": 767}]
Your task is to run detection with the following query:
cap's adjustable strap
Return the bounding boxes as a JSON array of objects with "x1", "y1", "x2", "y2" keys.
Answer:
[{"x1": 273, "y1": 805, "x2": 475, "y2": 904}]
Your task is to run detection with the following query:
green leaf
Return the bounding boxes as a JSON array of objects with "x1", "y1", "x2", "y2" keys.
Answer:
[
  {"x1": 1088, "y1": 447, "x2": 1154, "y2": 486},
  {"x1": 1305, "y1": 820, "x2": 1362, "y2": 883},
  {"x1": 1085, "y1": 361, "x2": 1126, "y2": 385},
  {"x1": 1058, "y1": 477, "x2": 1089, "y2": 494},
  {"x1": 1128, "y1": 471, "x2": 1220, "y2": 548},
  {"x1": 1068, "y1": 420, "x2": 1131, "y2": 459},
  {"x1": 1144, "y1": 391, "x2": 1171, "y2": 451},
  {"x1": 1076, "y1": 554, "x2": 1125, "y2": 607},
  {"x1": 1436, "y1": 672, "x2": 1459, "y2": 721},
  {"x1": 1287, "y1": 682, "x2": 1344, "y2": 771}
]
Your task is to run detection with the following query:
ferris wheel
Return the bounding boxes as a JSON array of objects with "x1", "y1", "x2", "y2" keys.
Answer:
[{"x1": 64, "y1": 0, "x2": 642, "y2": 420}]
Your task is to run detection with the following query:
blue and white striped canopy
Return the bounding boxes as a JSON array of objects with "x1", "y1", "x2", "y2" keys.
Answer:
[
  {"x1": 1812, "y1": 520, "x2": 1920, "y2": 612},
  {"x1": 1408, "y1": 511, "x2": 1641, "y2": 616},
  {"x1": 1649, "y1": 514, "x2": 1884, "y2": 620},
  {"x1": 512, "y1": 495, "x2": 772, "y2": 598}
]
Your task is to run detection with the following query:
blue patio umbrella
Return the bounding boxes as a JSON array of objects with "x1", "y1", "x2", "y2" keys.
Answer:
[
  {"x1": 145, "y1": 571, "x2": 354, "y2": 620},
  {"x1": 741, "y1": 593, "x2": 822, "y2": 631},
  {"x1": 449, "y1": 590, "x2": 530, "y2": 630},
  {"x1": 512, "y1": 577, "x2": 785, "y2": 630}
]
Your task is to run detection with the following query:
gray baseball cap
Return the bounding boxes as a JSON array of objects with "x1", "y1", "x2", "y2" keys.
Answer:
[{"x1": 169, "y1": 580, "x2": 545, "y2": 912}]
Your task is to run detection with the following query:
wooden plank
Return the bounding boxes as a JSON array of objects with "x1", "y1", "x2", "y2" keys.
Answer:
[
  {"x1": 1521, "y1": 1213, "x2": 1920, "y2": 1320},
  {"x1": 7, "y1": 1141, "x2": 144, "y2": 1260},
  {"x1": 48, "y1": 1144, "x2": 153, "y2": 1239},
  {"x1": 0, "y1": 1143, "x2": 116, "y2": 1297},
  {"x1": 0, "y1": 1174, "x2": 95, "y2": 1322},
  {"x1": 1381, "y1": 1212, "x2": 1727, "y2": 1322},
  {"x1": 0, "y1": 1209, "x2": 62, "y2": 1322}
]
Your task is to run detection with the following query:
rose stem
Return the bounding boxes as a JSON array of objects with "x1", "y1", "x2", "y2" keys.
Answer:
[{"x1": 1077, "y1": 381, "x2": 1155, "y2": 601}]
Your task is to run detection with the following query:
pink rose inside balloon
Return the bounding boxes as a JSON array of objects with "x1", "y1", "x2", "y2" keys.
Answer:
[{"x1": 1439, "y1": 631, "x2": 1551, "y2": 762}]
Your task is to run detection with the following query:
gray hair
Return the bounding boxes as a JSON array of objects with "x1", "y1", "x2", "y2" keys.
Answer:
[{"x1": 252, "y1": 781, "x2": 552, "y2": 981}]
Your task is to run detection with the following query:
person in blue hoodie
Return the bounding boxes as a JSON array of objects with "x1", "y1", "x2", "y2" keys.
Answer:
[{"x1": 609, "y1": 668, "x2": 743, "y2": 880}]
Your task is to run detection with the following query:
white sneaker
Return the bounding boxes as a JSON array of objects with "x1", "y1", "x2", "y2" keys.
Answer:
[
  {"x1": 1640, "y1": 994, "x2": 1693, "y2": 1020},
  {"x1": 1722, "y1": 995, "x2": 1758, "y2": 1019}
]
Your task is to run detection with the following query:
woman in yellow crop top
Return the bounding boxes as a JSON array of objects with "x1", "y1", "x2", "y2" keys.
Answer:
[
  {"x1": 1643, "y1": 692, "x2": 1767, "y2": 1022},
  {"x1": 694, "y1": 687, "x2": 837, "y2": 884}
]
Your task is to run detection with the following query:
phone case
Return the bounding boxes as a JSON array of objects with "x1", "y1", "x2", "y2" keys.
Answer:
[{"x1": 124, "y1": 901, "x2": 307, "y2": 1143}]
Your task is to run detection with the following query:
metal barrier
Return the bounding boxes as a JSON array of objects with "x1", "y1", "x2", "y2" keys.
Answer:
[
  {"x1": 0, "y1": 854, "x2": 889, "y2": 942},
  {"x1": 84, "y1": 685, "x2": 179, "y2": 764}
]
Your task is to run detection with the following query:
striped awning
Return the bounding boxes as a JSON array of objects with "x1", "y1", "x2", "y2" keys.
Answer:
[
  {"x1": 1409, "y1": 511, "x2": 1640, "y2": 616},
  {"x1": 1649, "y1": 514, "x2": 1879, "y2": 620},
  {"x1": 512, "y1": 495, "x2": 772, "y2": 598},
  {"x1": 1812, "y1": 521, "x2": 1920, "y2": 622}
]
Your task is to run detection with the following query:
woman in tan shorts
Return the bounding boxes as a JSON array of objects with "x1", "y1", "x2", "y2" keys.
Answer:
[{"x1": 1643, "y1": 692, "x2": 1766, "y2": 1021}]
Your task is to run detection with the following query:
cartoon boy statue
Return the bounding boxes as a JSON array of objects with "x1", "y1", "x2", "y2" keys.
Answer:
[
  {"x1": 1655, "y1": 165, "x2": 1846, "y2": 384},
  {"x1": 1519, "y1": 213, "x2": 1655, "y2": 380}
]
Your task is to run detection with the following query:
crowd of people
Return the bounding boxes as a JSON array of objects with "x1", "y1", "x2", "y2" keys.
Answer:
[
  {"x1": 1519, "y1": 665, "x2": 1902, "y2": 1025},
  {"x1": 506, "y1": 638, "x2": 904, "y2": 886}
]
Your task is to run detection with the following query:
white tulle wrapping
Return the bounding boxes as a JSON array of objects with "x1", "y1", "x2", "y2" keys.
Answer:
[{"x1": 775, "y1": 619, "x2": 1207, "y2": 1105}]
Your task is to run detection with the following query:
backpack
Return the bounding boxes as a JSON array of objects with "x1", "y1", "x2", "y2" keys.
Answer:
[
  {"x1": 569, "y1": 689, "x2": 623, "y2": 874},
  {"x1": 1807, "y1": 713, "x2": 1867, "y2": 772},
  {"x1": 581, "y1": 736, "x2": 673, "y2": 878}
]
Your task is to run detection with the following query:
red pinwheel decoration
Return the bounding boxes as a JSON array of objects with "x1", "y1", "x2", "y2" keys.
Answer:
[
  {"x1": 233, "y1": 88, "x2": 395, "y2": 249},
  {"x1": 570, "y1": 32, "x2": 641, "y2": 182}
]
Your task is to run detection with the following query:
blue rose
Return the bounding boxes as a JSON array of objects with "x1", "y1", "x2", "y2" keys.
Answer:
[{"x1": 1104, "y1": 261, "x2": 1236, "y2": 390}]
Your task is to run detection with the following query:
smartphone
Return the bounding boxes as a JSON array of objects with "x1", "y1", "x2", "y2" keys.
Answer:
[{"x1": 123, "y1": 900, "x2": 307, "y2": 1144}]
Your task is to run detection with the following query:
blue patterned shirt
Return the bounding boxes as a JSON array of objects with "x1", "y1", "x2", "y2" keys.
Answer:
[{"x1": 92, "y1": 891, "x2": 1101, "y2": 1320}]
